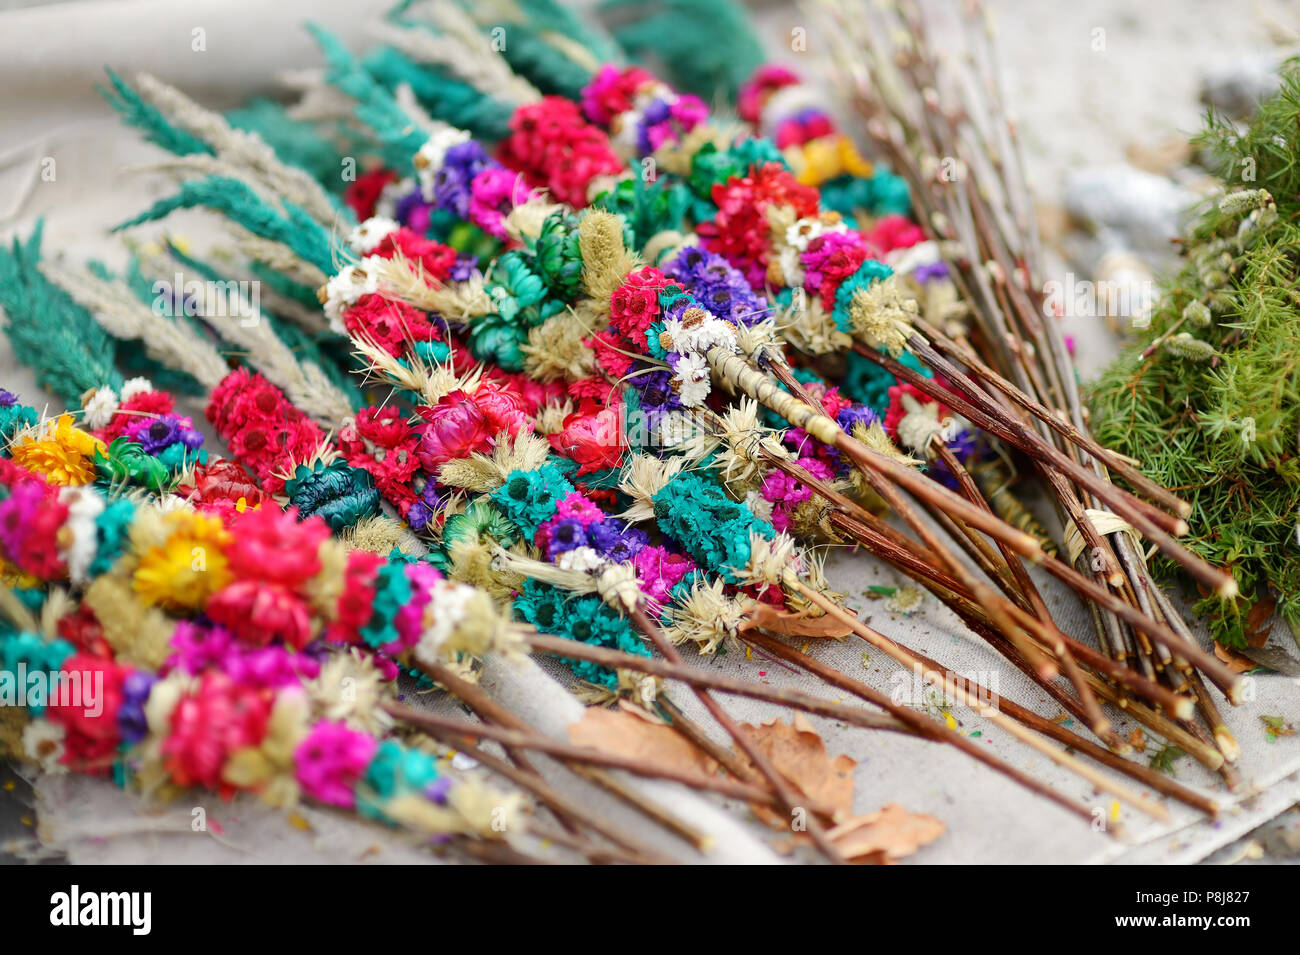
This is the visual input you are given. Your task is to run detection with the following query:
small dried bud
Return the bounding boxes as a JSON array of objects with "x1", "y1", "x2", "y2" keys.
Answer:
[
  {"x1": 1163, "y1": 332, "x2": 1215, "y2": 361},
  {"x1": 1181, "y1": 300, "x2": 1212, "y2": 328},
  {"x1": 1199, "y1": 268, "x2": 1230, "y2": 290},
  {"x1": 1207, "y1": 291, "x2": 1235, "y2": 314},
  {"x1": 1217, "y1": 188, "x2": 1273, "y2": 216}
]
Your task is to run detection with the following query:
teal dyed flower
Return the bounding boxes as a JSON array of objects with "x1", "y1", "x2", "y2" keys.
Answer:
[
  {"x1": 358, "y1": 740, "x2": 442, "y2": 824},
  {"x1": 867, "y1": 169, "x2": 912, "y2": 217},
  {"x1": 1, "y1": 631, "x2": 74, "y2": 716},
  {"x1": 87, "y1": 496, "x2": 136, "y2": 578},
  {"x1": 155, "y1": 441, "x2": 206, "y2": 473},
  {"x1": 832, "y1": 258, "x2": 895, "y2": 334},
  {"x1": 359, "y1": 563, "x2": 411, "y2": 651},
  {"x1": 514, "y1": 579, "x2": 648, "y2": 690},
  {"x1": 0, "y1": 400, "x2": 38, "y2": 450},
  {"x1": 490, "y1": 464, "x2": 574, "y2": 538},
  {"x1": 467, "y1": 313, "x2": 529, "y2": 372},
  {"x1": 412, "y1": 339, "x2": 451, "y2": 365},
  {"x1": 729, "y1": 137, "x2": 789, "y2": 173},
  {"x1": 284, "y1": 459, "x2": 381, "y2": 532},
  {"x1": 651, "y1": 473, "x2": 773, "y2": 582},
  {"x1": 487, "y1": 251, "x2": 546, "y2": 322}
]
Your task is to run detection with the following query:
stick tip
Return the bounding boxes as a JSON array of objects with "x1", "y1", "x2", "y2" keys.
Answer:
[
  {"x1": 1174, "y1": 697, "x2": 1196, "y2": 721},
  {"x1": 1214, "y1": 728, "x2": 1241, "y2": 764},
  {"x1": 1225, "y1": 676, "x2": 1247, "y2": 707},
  {"x1": 1216, "y1": 575, "x2": 1239, "y2": 600},
  {"x1": 1173, "y1": 518, "x2": 1190, "y2": 536}
]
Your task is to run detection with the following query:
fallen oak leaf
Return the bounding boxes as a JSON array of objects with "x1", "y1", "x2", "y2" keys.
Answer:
[
  {"x1": 734, "y1": 714, "x2": 856, "y2": 824},
  {"x1": 1244, "y1": 595, "x2": 1277, "y2": 648},
  {"x1": 740, "y1": 602, "x2": 854, "y2": 638},
  {"x1": 567, "y1": 705, "x2": 719, "y2": 777},
  {"x1": 1213, "y1": 640, "x2": 1258, "y2": 675},
  {"x1": 827, "y1": 803, "x2": 945, "y2": 863}
]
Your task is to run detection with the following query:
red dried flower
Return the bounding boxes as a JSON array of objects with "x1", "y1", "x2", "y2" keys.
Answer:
[
  {"x1": 609, "y1": 266, "x2": 669, "y2": 348},
  {"x1": 163, "y1": 672, "x2": 272, "y2": 794},
  {"x1": 344, "y1": 167, "x2": 398, "y2": 221},
  {"x1": 223, "y1": 505, "x2": 327, "y2": 590},
  {"x1": 372, "y1": 229, "x2": 459, "y2": 284},
  {"x1": 343, "y1": 293, "x2": 438, "y2": 357},
  {"x1": 178, "y1": 459, "x2": 266, "y2": 516},
  {"x1": 328, "y1": 550, "x2": 383, "y2": 645},
  {"x1": 46, "y1": 654, "x2": 127, "y2": 775},
  {"x1": 548, "y1": 405, "x2": 625, "y2": 475},
  {"x1": 206, "y1": 579, "x2": 315, "y2": 650}
]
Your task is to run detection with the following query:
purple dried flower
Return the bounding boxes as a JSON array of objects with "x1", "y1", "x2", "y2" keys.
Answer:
[
  {"x1": 116, "y1": 670, "x2": 156, "y2": 744},
  {"x1": 546, "y1": 517, "x2": 587, "y2": 559}
]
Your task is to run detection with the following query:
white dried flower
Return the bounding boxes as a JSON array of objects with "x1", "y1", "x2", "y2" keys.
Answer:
[
  {"x1": 895, "y1": 392, "x2": 949, "y2": 453},
  {"x1": 347, "y1": 216, "x2": 400, "y2": 255},
  {"x1": 23, "y1": 720, "x2": 66, "y2": 774},
  {"x1": 58, "y1": 486, "x2": 105, "y2": 586},
  {"x1": 80, "y1": 386, "x2": 120, "y2": 430},
  {"x1": 556, "y1": 546, "x2": 604, "y2": 574},
  {"x1": 119, "y1": 377, "x2": 153, "y2": 402},
  {"x1": 321, "y1": 257, "x2": 384, "y2": 331}
]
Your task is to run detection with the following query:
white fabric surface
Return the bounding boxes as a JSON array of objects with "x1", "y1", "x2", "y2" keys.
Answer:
[{"x1": 3, "y1": 0, "x2": 1299, "y2": 865}]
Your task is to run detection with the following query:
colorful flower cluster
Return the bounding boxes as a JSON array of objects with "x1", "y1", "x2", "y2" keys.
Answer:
[
  {"x1": 581, "y1": 65, "x2": 709, "y2": 156},
  {"x1": 651, "y1": 472, "x2": 774, "y2": 583},
  {"x1": 497, "y1": 97, "x2": 625, "y2": 207},
  {"x1": 206, "y1": 369, "x2": 325, "y2": 495}
]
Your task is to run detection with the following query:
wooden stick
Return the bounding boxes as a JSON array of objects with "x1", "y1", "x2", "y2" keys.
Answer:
[
  {"x1": 625, "y1": 605, "x2": 850, "y2": 864},
  {"x1": 745, "y1": 632, "x2": 1219, "y2": 816},
  {"x1": 915, "y1": 316, "x2": 1192, "y2": 518},
  {"x1": 528, "y1": 633, "x2": 1122, "y2": 827},
  {"x1": 787, "y1": 576, "x2": 1171, "y2": 822},
  {"x1": 418, "y1": 660, "x2": 708, "y2": 853},
  {"x1": 386, "y1": 703, "x2": 844, "y2": 817}
]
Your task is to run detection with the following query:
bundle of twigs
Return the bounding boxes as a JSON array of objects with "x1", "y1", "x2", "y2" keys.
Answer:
[{"x1": 811, "y1": 0, "x2": 1244, "y2": 784}]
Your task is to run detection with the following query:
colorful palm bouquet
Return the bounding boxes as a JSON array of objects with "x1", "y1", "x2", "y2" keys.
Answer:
[{"x1": 0, "y1": 0, "x2": 1254, "y2": 862}]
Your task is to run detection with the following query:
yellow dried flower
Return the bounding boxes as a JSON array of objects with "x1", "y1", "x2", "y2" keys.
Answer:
[
  {"x1": 10, "y1": 415, "x2": 106, "y2": 485},
  {"x1": 132, "y1": 510, "x2": 232, "y2": 610}
]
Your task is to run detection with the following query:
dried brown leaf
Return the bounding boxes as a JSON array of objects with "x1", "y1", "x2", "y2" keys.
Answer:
[
  {"x1": 827, "y1": 803, "x2": 945, "y2": 863},
  {"x1": 568, "y1": 705, "x2": 719, "y2": 777},
  {"x1": 1214, "y1": 641, "x2": 1258, "y2": 674},
  {"x1": 740, "y1": 604, "x2": 854, "y2": 638},
  {"x1": 735, "y1": 714, "x2": 857, "y2": 819},
  {"x1": 1245, "y1": 595, "x2": 1277, "y2": 647}
]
